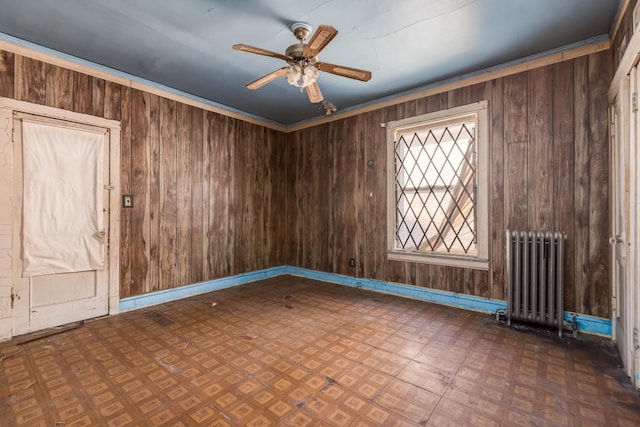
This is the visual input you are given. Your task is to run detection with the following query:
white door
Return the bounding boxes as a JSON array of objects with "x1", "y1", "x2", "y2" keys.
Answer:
[
  {"x1": 12, "y1": 113, "x2": 111, "y2": 335},
  {"x1": 611, "y1": 68, "x2": 640, "y2": 389},
  {"x1": 629, "y1": 66, "x2": 640, "y2": 388}
]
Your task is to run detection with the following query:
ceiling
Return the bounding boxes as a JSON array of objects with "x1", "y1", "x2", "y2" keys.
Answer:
[{"x1": 0, "y1": 0, "x2": 622, "y2": 127}]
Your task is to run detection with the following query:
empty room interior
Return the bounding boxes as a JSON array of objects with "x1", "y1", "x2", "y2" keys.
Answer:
[{"x1": 1, "y1": 0, "x2": 640, "y2": 425}]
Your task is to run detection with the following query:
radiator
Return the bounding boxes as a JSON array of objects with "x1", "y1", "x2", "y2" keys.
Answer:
[{"x1": 505, "y1": 230, "x2": 566, "y2": 337}]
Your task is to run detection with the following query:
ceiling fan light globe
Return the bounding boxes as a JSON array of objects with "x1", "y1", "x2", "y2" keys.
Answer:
[
  {"x1": 286, "y1": 64, "x2": 319, "y2": 88},
  {"x1": 303, "y1": 66, "x2": 320, "y2": 86}
]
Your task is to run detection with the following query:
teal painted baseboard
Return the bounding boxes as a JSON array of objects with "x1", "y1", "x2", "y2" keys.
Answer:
[
  {"x1": 119, "y1": 266, "x2": 288, "y2": 312},
  {"x1": 118, "y1": 265, "x2": 611, "y2": 337}
]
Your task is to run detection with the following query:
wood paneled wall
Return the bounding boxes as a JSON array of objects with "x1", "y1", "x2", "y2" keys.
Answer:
[
  {"x1": 0, "y1": 50, "x2": 289, "y2": 298},
  {"x1": 0, "y1": 47, "x2": 613, "y2": 318},
  {"x1": 285, "y1": 50, "x2": 612, "y2": 318}
]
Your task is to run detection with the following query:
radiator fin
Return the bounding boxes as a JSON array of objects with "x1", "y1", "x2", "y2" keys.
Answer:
[{"x1": 506, "y1": 230, "x2": 566, "y2": 337}]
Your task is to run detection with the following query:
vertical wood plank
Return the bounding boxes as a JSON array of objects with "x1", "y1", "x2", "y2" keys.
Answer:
[
  {"x1": 201, "y1": 111, "x2": 211, "y2": 277},
  {"x1": 249, "y1": 125, "x2": 266, "y2": 270},
  {"x1": 104, "y1": 81, "x2": 122, "y2": 121},
  {"x1": 573, "y1": 55, "x2": 591, "y2": 315},
  {"x1": 72, "y1": 72, "x2": 92, "y2": 115},
  {"x1": 490, "y1": 78, "x2": 506, "y2": 300},
  {"x1": 45, "y1": 64, "x2": 74, "y2": 110},
  {"x1": 0, "y1": 50, "x2": 15, "y2": 98},
  {"x1": 473, "y1": 270, "x2": 490, "y2": 300},
  {"x1": 552, "y1": 59, "x2": 576, "y2": 312},
  {"x1": 504, "y1": 73, "x2": 529, "y2": 144},
  {"x1": 238, "y1": 122, "x2": 252, "y2": 273},
  {"x1": 303, "y1": 126, "x2": 321, "y2": 271},
  {"x1": 148, "y1": 94, "x2": 161, "y2": 292},
  {"x1": 504, "y1": 73, "x2": 529, "y2": 231},
  {"x1": 587, "y1": 51, "x2": 611, "y2": 318},
  {"x1": 263, "y1": 128, "x2": 274, "y2": 269},
  {"x1": 285, "y1": 132, "x2": 298, "y2": 266},
  {"x1": 208, "y1": 113, "x2": 231, "y2": 278},
  {"x1": 226, "y1": 116, "x2": 236, "y2": 276},
  {"x1": 527, "y1": 66, "x2": 554, "y2": 230},
  {"x1": 14, "y1": 55, "x2": 45, "y2": 104},
  {"x1": 159, "y1": 97, "x2": 178, "y2": 290},
  {"x1": 447, "y1": 88, "x2": 463, "y2": 109},
  {"x1": 355, "y1": 114, "x2": 366, "y2": 277},
  {"x1": 330, "y1": 120, "x2": 340, "y2": 276},
  {"x1": 331, "y1": 119, "x2": 358, "y2": 276},
  {"x1": 119, "y1": 86, "x2": 132, "y2": 297},
  {"x1": 176, "y1": 102, "x2": 192, "y2": 285},
  {"x1": 129, "y1": 89, "x2": 150, "y2": 296},
  {"x1": 239, "y1": 123, "x2": 261, "y2": 272},
  {"x1": 232, "y1": 121, "x2": 246, "y2": 274},
  {"x1": 320, "y1": 125, "x2": 333, "y2": 272},
  {"x1": 190, "y1": 106, "x2": 204, "y2": 284},
  {"x1": 91, "y1": 77, "x2": 105, "y2": 117},
  {"x1": 504, "y1": 143, "x2": 528, "y2": 231},
  {"x1": 266, "y1": 129, "x2": 287, "y2": 267},
  {"x1": 363, "y1": 110, "x2": 386, "y2": 281}
]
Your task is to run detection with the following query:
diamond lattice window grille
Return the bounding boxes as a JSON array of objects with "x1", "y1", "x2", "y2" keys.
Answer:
[{"x1": 394, "y1": 118, "x2": 477, "y2": 255}]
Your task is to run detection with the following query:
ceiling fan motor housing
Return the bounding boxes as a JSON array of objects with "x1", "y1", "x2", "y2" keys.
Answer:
[{"x1": 285, "y1": 43, "x2": 318, "y2": 65}]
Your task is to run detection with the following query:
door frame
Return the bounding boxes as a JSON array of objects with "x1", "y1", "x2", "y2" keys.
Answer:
[
  {"x1": 0, "y1": 98, "x2": 121, "y2": 340},
  {"x1": 611, "y1": 75, "x2": 635, "y2": 382},
  {"x1": 609, "y1": 33, "x2": 640, "y2": 387}
]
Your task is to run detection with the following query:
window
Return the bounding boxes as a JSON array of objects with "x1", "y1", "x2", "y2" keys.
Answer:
[{"x1": 386, "y1": 101, "x2": 488, "y2": 269}]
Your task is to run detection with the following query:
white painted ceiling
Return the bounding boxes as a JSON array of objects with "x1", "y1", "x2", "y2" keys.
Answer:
[{"x1": 0, "y1": 0, "x2": 621, "y2": 127}]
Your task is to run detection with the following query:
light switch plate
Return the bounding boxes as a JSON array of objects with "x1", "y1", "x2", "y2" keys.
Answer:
[{"x1": 122, "y1": 195, "x2": 133, "y2": 208}]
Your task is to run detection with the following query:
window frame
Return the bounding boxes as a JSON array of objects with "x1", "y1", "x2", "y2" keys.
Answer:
[{"x1": 386, "y1": 101, "x2": 489, "y2": 270}]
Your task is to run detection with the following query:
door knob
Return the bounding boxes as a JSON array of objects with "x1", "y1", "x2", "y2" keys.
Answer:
[{"x1": 609, "y1": 235, "x2": 623, "y2": 245}]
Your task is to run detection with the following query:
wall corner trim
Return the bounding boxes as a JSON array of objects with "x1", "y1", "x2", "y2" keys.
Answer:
[{"x1": 118, "y1": 265, "x2": 612, "y2": 337}]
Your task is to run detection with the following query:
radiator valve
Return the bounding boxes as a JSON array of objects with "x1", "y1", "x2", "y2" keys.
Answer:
[{"x1": 564, "y1": 314, "x2": 579, "y2": 338}]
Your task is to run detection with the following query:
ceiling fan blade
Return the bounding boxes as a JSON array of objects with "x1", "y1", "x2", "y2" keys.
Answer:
[
  {"x1": 317, "y1": 62, "x2": 372, "y2": 82},
  {"x1": 247, "y1": 67, "x2": 288, "y2": 90},
  {"x1": 303, "y1": 25, "x2": 338, "y2": 58},
  {"x1": 306, "y1": 82, "x2": 324, "y2": 103},
  {"x1": 233, "y1": 44, "x2": 291, "y2": 62}
]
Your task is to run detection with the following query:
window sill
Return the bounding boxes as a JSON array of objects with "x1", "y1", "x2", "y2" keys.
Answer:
[{"x1": 387, "y1": 250, "x2": 489, "y2": 271}]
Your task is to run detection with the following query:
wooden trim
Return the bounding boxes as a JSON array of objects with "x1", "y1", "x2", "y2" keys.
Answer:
[
  {"x1": 1, "y1": 35, "x2": 610, "y2": 133},
  {"x1": 609, "y1": 26, "x2": 640, "y2": 100},
  {"x1": 610, "y1": 0, "x2": 632, "y2": 40},
  {"x1": 387, "y1": 252, "x2": 489, "y2": 271},
  {"x1": 0, "y1": 97, "x2": 122, "y2": 327},
  {"x1": 0, "y1": 38, "x2": 287, "y2": 132},
  {"x1": 108, "y1": 125, "x2": 121, "y2": 315},
  {"x1": 385, "y1": 101, "x2": 489, "y2": 269},
  {"x1": 288, "y1": 38, "x2": 610, "y2": 132},
  {"x1": 0, "y1": 97, "x2": 120, "y2": 129}
]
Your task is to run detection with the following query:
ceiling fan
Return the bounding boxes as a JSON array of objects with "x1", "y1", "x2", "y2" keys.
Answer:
[{"x1": 232, "y1": 22, "x2": 372, "y2": 104}]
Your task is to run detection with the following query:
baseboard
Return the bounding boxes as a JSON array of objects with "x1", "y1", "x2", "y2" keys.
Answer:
[
  {"x1": 118, "y1": 265, "x2": 612, "y2": 337},
  {"x1": 119, "y1": 266, "x2": 288, "y2": 312}
]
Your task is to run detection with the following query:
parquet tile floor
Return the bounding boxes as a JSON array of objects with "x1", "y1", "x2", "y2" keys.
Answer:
[{"x1": 1, "y1": 275, "x2": 639, "y2": 426}]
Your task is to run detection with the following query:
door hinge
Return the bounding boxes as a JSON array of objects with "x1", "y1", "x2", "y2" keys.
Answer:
[
  {"x1": 633, "y1": 92, "x2": 638, "y2": 112},
  {"x1": 634, "y1": 327, "x2": 639, "y2": 349}
]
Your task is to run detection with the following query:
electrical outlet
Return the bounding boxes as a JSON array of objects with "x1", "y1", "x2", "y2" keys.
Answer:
[
  {"x1": 348, "y1": 258, "x2": 355, "y2": 268},
  {"x1": 122, "y1": 195, "x2": 133, "y2": 208}
]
